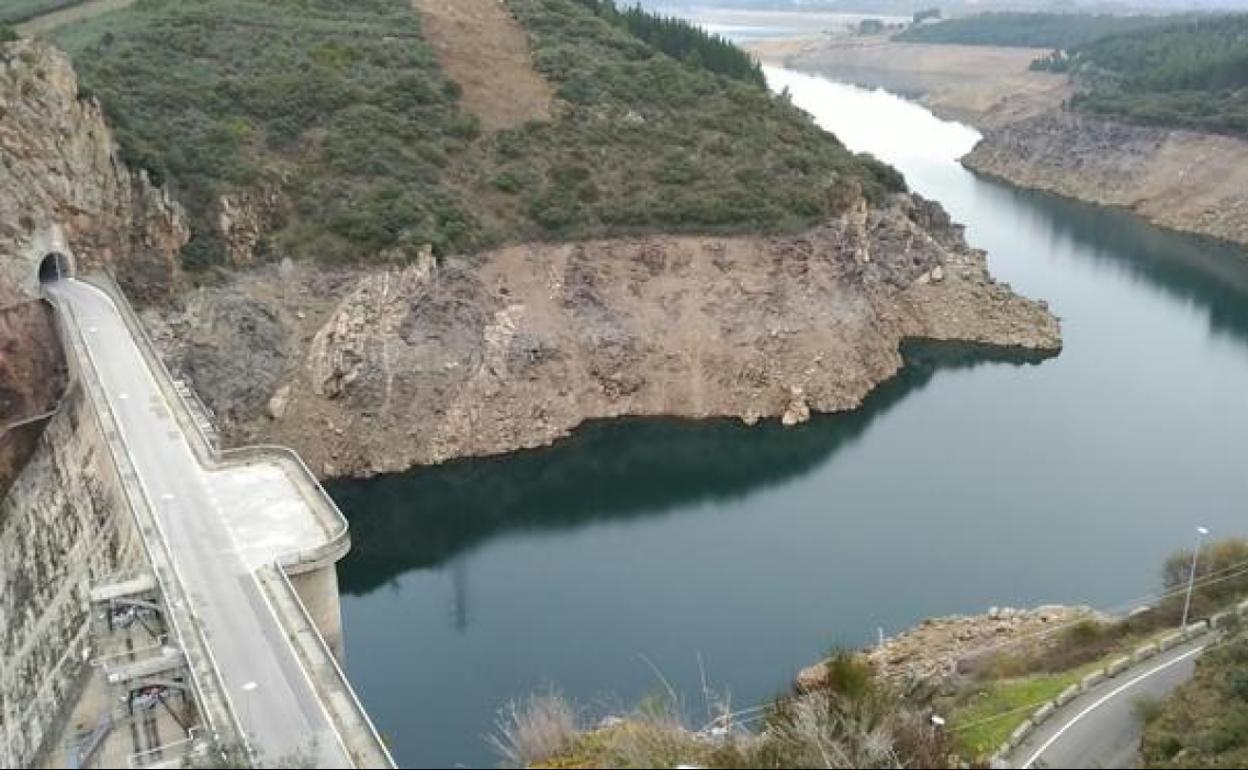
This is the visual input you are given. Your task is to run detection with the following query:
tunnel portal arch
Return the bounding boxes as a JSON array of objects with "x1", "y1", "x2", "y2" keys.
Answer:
[{"x1": 37, "y1": 251, "x2": 73, "y2": 284}]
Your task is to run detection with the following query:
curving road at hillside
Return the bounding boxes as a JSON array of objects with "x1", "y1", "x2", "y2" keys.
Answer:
[{"x1": 1008, "y1": 639, "x2": 1206, "y2": 769}]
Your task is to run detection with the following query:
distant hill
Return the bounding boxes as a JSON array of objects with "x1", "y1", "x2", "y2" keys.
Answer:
[
  {"x1": 1033, "y1": 13, "x2": 1248, "y2": 137},
  {"x1": 894, "y1": 11, "x2": 1183, "y2": 48}
]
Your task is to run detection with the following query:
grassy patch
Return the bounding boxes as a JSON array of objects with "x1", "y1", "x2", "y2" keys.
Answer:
[
  {"x1": 1032, "y1": 13, "x2": 1248, "y2": 139},
  {"x1": 948, "y1": 667, "x2": 1086, "y2": 757}
]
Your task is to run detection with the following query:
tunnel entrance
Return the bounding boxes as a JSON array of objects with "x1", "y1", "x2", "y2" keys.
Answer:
[{"x1": 38, "y1": 252, "x2": 72, "y2": 284}]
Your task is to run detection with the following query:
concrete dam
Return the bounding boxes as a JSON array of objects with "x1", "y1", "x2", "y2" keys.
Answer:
[{"x1": 1, "y1": 253, "x2": 393, "y2": 768}]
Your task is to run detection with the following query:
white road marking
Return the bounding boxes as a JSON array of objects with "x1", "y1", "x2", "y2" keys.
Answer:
[
  {"x1": 53, "y1": 279, "x2": 368, "y2": 766},
  {"x1": 1022, "y1": 644, "x2": 1207, "y2": 768}
]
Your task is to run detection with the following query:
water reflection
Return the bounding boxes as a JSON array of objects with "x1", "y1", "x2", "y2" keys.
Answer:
[
  {"x1": 337, "y1": 64, "x2": 1248, "y2": 769},
  {"x1": 333, "y1": 342, "x2": 1051, "y2": 595},
  {"x1": 972, "y1": 177, "x2": 1248, "y2": 346}
]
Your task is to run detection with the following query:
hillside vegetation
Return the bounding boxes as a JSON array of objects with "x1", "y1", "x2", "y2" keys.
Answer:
[
  {"x1": 0, "y1": 0, "x2": 87, "y2": 24},
  {"x1": 574, "y1": 0, "x2": 764, "y2": 85},
  {"x1": 1141, "y1": 627, "x2": 1248, "y2": 768},
  {"x1": 49, "y1": 0, "x2": 902, "y2": 269},
  {"x1": 894, "y1": 12, "x2": 1179, "y2": 50},
  {"x1": 1033, "y1": 14, "x2": 1248, "y2": 138}
]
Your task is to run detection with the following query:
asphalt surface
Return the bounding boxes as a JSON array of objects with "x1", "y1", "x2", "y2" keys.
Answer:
[
  {"x1": 1009, "y1": 638, "x2": 1206, "y2": 769},
  {"x1": 48, "y1": 278, "x2": 351, "y2": 767}
]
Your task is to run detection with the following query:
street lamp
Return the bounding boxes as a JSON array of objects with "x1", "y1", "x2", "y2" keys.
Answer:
[
  {"x1": 1181, "y1": 526, "x2": 1210, "y2": 630},
  {"x1": 241, "y1": 681, "x2": 258, "y2": 756}
]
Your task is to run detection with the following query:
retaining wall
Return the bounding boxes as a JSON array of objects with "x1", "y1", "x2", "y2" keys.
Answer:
[{"x1": 0, "y1": 383, "x2": 145, "y2": 767}]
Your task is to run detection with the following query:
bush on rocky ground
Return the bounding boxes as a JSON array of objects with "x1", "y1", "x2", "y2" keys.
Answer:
[{"x1": 493, "y1": 653, "x2": 953, "y2": 769}]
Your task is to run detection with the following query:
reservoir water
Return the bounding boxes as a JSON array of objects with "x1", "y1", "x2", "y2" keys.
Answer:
[{"x1": 330, "y1": 65, "x2": 1248, "y2": 768}]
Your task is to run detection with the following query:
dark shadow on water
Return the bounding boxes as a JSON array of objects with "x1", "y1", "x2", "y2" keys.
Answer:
[
  {"x1": 332, "y1": 341, "x2": 1053, "y2": 595},
  {"x1": 973, "y1": 174, "x2": 1248, "y2": 346}
]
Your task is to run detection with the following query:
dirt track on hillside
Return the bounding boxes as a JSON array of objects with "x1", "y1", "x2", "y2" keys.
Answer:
[{"x1": 410, "y1": 0, "x2": 554, "y2": 132}]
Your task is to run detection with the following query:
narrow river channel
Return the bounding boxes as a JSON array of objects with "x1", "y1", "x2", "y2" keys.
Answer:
[{"x1": 330, "y1": 63, "x2": 1248, "y2": 769}]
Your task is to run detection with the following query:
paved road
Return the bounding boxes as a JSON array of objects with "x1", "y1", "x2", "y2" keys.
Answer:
[
  {"x1": 1009, "y1": 639, "x2": 1206, "y2": 769},
  {"x1": 48, "y1": 278, "x2": 351, "y2": 767}
]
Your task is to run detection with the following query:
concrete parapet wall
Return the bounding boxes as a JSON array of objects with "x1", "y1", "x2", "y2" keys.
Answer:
[
  {"x1": 86, "y1": 274, "x2": 349, "y2": 573},
  {"x1": 255, "y1": 567, "x2": 391, "y2": 769},
  {"x1": 1184, "y1": 622, "x2": 1210, "y2": 639},
  {"x1": 1134, "y1": 642, "x2": 1160, "y2": 664},
  {"x1": 0, "y1": 383, "x2": 145, "y2": 767},
  {"x1": 1106, "y1": 656, "x2": 1131, "y2": 677},
  {"x1": 1055, "y1": 684, "x2": 1080, "y2": 707},
  {"x1": 1031, "y1": 701, "x2": 1055, "y2": 725},
  {"x1": 1007, "y1": 719, "x2": 1034, "y2": 750},
  {"x1": 1080, "y1": 670, "x2": 1106, "y2": 691},
  {"x1": 1158, "y1": 631, "x2": 1185, "y2": 651},
  {"x1": 76, "y1": 274, "x2": 391, "y2": 766}
]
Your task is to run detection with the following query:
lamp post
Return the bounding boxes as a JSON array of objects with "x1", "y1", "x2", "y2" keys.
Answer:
[
  {"x1": 241, "y1": 680, "x2": 258, "y2": 761},
  {"x1": 1181, "y1": 526, "x2": 1210, "y2": 630}
]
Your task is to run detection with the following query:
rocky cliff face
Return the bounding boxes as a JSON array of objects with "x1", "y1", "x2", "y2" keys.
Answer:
[
  {"x1": 0, "y1": 38, "x2": 187, "y2": 491},
  {"x1": 963, "y1": 111, "x2": 1248, "y2": 249},
  {"x1": 0, "y1": 303, "x2": 66, "y2": 494},
  {"x1": 0, "y1": 40, "x2": 188, "y2": 304},
  {"x1": 149, "y1": 193, "x2": 1061, "y2": 478},
  {"x1": 0, "y1": 37, "x2": 1062, "y2": 482}
]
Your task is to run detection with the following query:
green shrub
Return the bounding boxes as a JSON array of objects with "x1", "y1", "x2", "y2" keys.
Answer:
[
  {"x1": 52, "y1": 0, "x2": 908, "y2": 267},
  {"x1": 1142, "y1": 632, "x2": 1248, "y2": 767},
  {"x1": 895, "y1": 11, "x2": 1183, "y2": 49},
  {"x1": 818, "y1": 650, "x2": 875, "y2": 700},
  {"x1": 1032, "y1": 14, "x2": 1248, "y2": 139},
  {"x1": 1133, "y1": 695, "x2": 1165, "y2": 726},
  {"x1": 572, "y1": 0, "x2": 764, "y2": 86}
]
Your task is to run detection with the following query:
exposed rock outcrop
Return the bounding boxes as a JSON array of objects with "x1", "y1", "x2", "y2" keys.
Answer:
[
  {"x1": 217, "y1": 185, "x2": 285, "y2": 267},
  {"x1": 0, "y1": 39, "x2": 188, "y2": 303},
  {"x1": 963, "y1": 111, "x2": 1248, "y2": 249},
  {"x1": 0, "y1": 38, "x2": 186, "y2": 490},
  {"x1": 0, "y1": 302, "x2": 66, "y2": 495},
  {"x1": 798, "y1": 604, "x2": 1093, "y2": 691},
  {"x1": 150, "y1": 192, "x2": 1061, "y2": 478}
]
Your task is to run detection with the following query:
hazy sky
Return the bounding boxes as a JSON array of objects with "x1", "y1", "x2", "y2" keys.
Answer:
[{"x1": 638, "y1": 0, "x2": 1248, "y2": 14}]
